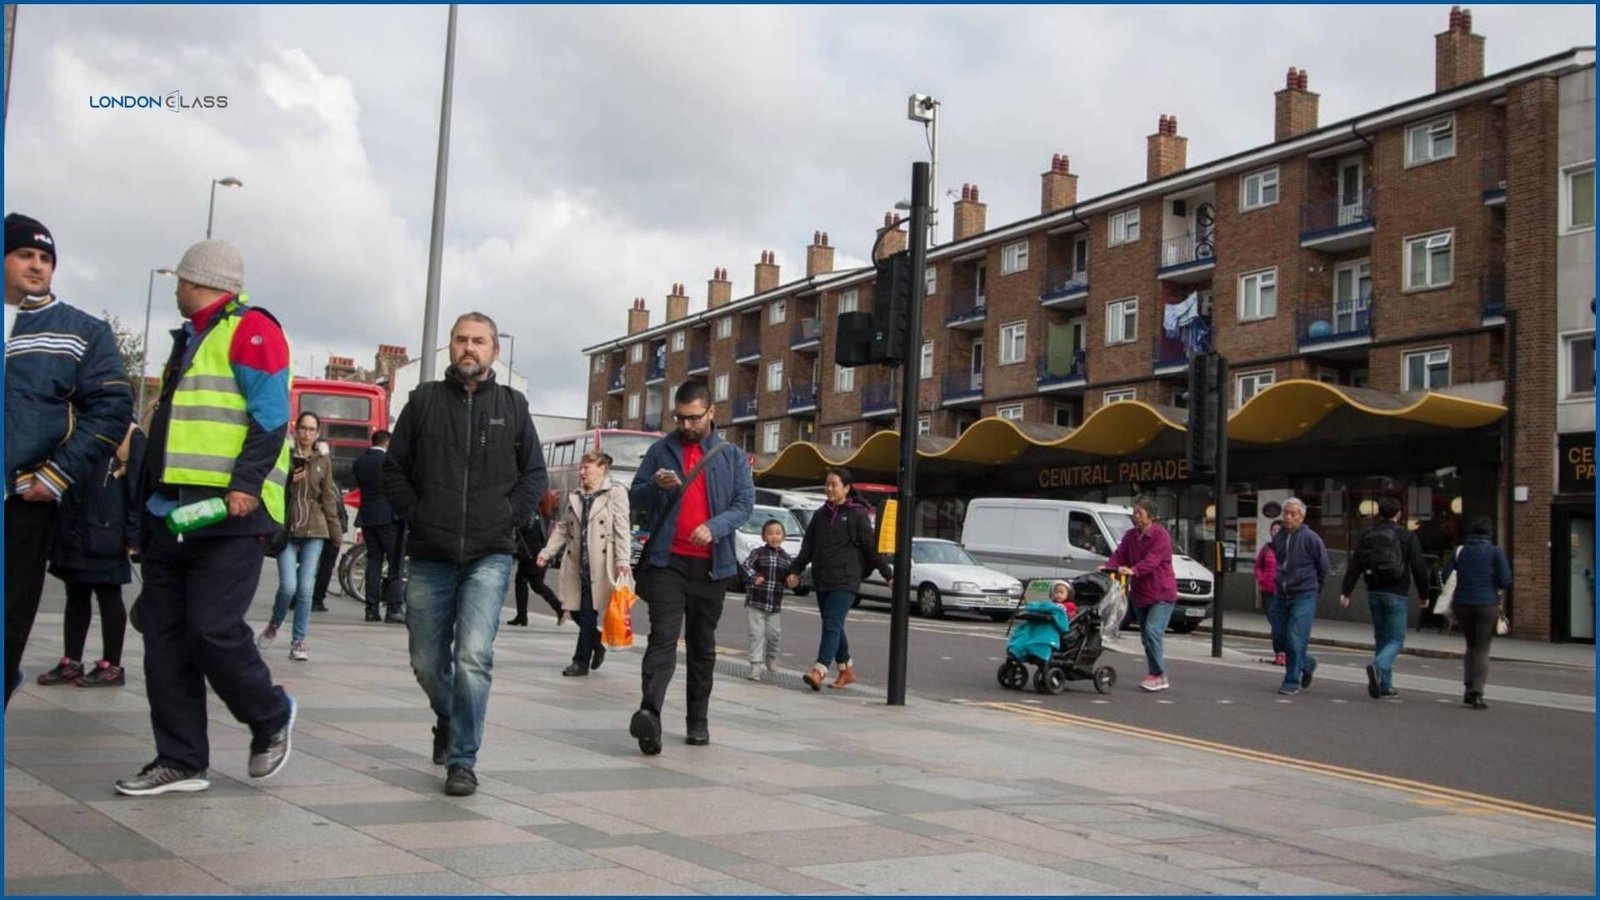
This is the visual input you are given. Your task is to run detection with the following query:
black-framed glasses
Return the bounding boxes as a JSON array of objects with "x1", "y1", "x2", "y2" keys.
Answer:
[{"x1": 672, "y1": 410, "x2": 710, "y2": 424}]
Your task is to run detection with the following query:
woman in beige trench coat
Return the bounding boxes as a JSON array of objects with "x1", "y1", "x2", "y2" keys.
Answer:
[{"x1": 539, "y1": 451, "x2": 631, "y2": 676}]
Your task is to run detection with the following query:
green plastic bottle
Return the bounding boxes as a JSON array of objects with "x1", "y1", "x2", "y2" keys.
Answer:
[{"x1": 166, "y1": 497, "x2": 228, "y2": 535}]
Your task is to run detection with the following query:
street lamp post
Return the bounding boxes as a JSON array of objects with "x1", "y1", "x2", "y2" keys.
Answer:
[
  {"x1": 906, "y1": 94, "x2": 940, "y2": 247},
  {"x1": 205, "y1": 176, "x2": 243, "y2": 239},
  {"x1": 138, "y1": 268, "x2": 176, "y2": 417},
  {"x1": 500, "y1": 331, "x2": 515, "y2": 384},
  {"x1": 419, "y1": 4, "x2": 459, "y2": 384}
]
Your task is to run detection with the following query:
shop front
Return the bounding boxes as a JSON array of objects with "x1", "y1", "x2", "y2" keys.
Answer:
[{"x1": 1552, "y1": 432, "x2": 1596, "y2": 643}]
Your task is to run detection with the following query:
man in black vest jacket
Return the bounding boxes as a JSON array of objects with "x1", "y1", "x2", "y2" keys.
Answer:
[{"x1": 353, "y1": 430, "x2": 403, "y2": 623}]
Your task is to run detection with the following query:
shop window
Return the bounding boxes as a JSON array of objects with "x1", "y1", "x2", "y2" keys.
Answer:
[{"x1": 1403, "y1": 347, "x2": 1451, "y2": 391}]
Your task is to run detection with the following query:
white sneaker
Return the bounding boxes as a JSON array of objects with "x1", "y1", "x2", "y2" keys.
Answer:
[
  {"x1": 289, "y1": 641, "x2": 309, "y2": 662},
  {"x1": 1140, "y1": 675, "x2": 1169, "y2": 692},
  {"x1": 746, "y1": 668, "x2": 762, "y2": 682},
  {"x1": 257, "y1": 624, "x2": 279, "y2": 649}
]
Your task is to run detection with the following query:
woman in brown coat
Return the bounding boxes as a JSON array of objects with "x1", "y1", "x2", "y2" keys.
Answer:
[
  {"x1": 260, "y1": 411, "x2": 343, "y2": 662},
  {"x1": 539, "y1": 451, "x2": 631, "y2": 676}
]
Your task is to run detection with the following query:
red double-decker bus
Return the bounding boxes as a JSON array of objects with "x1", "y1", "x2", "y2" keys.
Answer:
[{"x1": 291, "y1": 378, "x2": 389, "y2": 491}]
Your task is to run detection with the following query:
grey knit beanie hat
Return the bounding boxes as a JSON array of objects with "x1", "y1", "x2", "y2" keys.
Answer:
[{"x1": 175, "y1": 240, "x2": 244, "y2": 294}]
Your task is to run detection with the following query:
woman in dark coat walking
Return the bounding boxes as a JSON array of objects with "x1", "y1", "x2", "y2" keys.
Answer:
[
  {"x1": 1440, "y1": 516, "x2": 1512, "y2": 709},
  {"x1": 786, "y1": 468, "x2": 892, "y2": 692},
  {"x1": 508, "y1": 507, "x2": 565, "y2": 627},
  {"x1": 38, "y1": 424, "x2": 145, "y2": 688}
]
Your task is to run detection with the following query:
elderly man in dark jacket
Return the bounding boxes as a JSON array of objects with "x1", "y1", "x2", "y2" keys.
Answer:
[
  {"x1": 4, "y1": 213, "x2": 133, "y2": 706},
  {"x1": 1272, "y1": 497, "x2": 1330, "y2": 696}
]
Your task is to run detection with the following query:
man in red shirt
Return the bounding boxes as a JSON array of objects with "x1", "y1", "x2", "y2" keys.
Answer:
[{"x1": 1107, "y1": 498, "x2": 1178, "y2": 693}]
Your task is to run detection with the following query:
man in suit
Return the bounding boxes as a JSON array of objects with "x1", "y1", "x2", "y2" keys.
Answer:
[{"x1": 353, "y1": 430, "x2": 403, "y2": 623}]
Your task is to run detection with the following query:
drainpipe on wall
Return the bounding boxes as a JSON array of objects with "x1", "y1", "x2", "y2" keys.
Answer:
[{"x1": 1502, "y1": 308, "x2": 1516, "y2": 624}]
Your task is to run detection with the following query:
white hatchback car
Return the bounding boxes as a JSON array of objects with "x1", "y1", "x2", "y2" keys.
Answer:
[{"x1": 857, "y1": 537, "x2": 1023, "y2": 620}]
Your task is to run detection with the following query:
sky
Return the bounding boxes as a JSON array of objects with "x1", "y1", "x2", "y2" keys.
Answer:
[{"x1": 4, "y1": 4, "x2": 1594, "y2": 417}]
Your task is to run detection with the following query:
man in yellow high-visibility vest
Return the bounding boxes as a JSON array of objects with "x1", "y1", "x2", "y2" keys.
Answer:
[{"x1": 114, "y1": 240, "x2": 297, "y2": 797}]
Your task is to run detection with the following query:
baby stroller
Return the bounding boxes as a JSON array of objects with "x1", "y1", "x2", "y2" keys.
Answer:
[{"x1": 997, "y1": 571, "x2": 1127, "y2": 695}]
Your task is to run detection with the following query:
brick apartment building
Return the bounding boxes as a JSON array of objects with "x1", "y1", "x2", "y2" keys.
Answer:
[{"x1": 583, "y1": 10, "x2": 1595, "y2": 640}]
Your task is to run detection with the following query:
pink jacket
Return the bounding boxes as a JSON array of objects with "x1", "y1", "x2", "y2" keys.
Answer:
[
  {"x1": 1106, "y1": 522, "x2": 1177, "y2": 608},
  {"x1": 1253, "y1": 542, "x2": 1278, "y2": 595}
]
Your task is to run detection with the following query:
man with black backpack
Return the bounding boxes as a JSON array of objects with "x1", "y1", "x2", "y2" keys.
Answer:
[{"x1": 1340, "y1": 496, "x2": 1430, "y2": 700}]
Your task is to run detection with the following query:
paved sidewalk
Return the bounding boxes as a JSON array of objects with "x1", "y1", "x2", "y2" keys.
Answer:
[
  {"x1": 5, "y1": 591, "x2": 1595, "y2": 895},
  {"x1": 1201, "y1": 610, "x2": 1598, "y2": 668}
]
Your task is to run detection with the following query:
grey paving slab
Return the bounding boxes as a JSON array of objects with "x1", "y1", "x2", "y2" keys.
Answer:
[
  {"x1": 417, "y1": 840, "x2": 613, "y2": 878},
  {"x1": 760, "y1": 749, "x2": 875, "y2": 768},
  {"x1": 1321, "y1": 819, "x2": 1542, "y2": 861},
  {"x1": 4, "y1": 709, "x2": 129, "y2": 737},
  {"x1": 478, "y1": 866, "x2": 694, "y2": 895},
  {"x1": 591, "y1": 844, "x2": 728, "y2": 885},
  {"x1": 1272, "y1": 862, "x2": 1461, "y2": 894},
  {"x1": 4, "y1": 872, "x2": 137, "y2": 895},
  {"x1": 186, "y1": 844, "x2": 442, "y2": 886},
  {"x1": 88, "y1": 796, "x2": 380, "y2": 856},
  {"x1": 1468, "y1": 848, "x2": 1598, "y2": 890},
  {"x1": 683, "y1": 876, "x2": 784, "y2": 895},
  {"x1": 625, "y1": 832, "x2": 766, "y2": 869},
  {"x1": 547, "y1": 785, "x2": 856, "y2": 836},
  {"x1": 357, "y1": 819, "x2": 545, "y2": 850},
  {"x1": 98, "y1": 858, "x2": 241, "y2": 895},
  {"x1": 521, "y1": 822, "x2": 633, "y2": 850},
  {"x1": 491, "y1": 765, "x2": 713, "y2": 792},
  {"x1": 796, "y1": 849, "x2": 1113, "y2": 895},
  {"x1": 304, "y1": 799, "x2": 490, "y2": 827},
  {"x1": 860, "y1": 812, "x2": 965, "y2": 838},
  {"x1": 699, "y1": 823, "x2": 957, "y2": 868},
  {"x1": 253, "y1": 871, "x2": 502, "y2": 895},
  {"x1": 3, "y1": 811, "x2": 97, "y2": 879},
  {"x1": 9, "y1": 803, "x2": 171, "y2": 863},
  {"x1": 804, "y1": 782, "x2": 978, "y2": 814}
]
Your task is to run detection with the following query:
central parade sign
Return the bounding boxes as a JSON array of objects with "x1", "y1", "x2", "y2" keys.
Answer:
[{"x1": 1035, "y1": 457, "x2": 1191, "y2": 489}]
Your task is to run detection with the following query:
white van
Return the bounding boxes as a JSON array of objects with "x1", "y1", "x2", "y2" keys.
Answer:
[{"x1": 959, "y1": 498, "x2": 1214, "y2": 631}]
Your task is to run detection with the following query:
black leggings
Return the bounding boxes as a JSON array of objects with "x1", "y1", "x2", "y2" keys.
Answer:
[
  {"x1": 514, "y1": 557, "x2": 562, "y2": 617},
  {"x1": 63, "y1": 582, "x2": 127, "y2": 666}
]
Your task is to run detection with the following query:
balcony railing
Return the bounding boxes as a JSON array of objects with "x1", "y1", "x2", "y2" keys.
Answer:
[
  {"x1": 1152, "y1": 331, "x2": 1190, "y2": 371},
  {"x1": 1483, "y1": 156, "x2": 1508, "y2": 204},
  {"x1": 1297, "y1": 294, "x2": 1375, "y2": 348},
  {"x1": 940, "y1": 370, "x2": 983, "y2": 403},
  {"x1": 606, "y1": 371, "x2": 624, "y2": 393},
  {"x1": 1480, "y1": 274, "x2": 1505, "y2": 319},
  {"x1": 1037, "y1": 350, "x2": 1088, "y2": 386},
  {"x1": 1039, "y1": 266, "x2": 1089, "y2": 305},
  {"x1": 787, "y1": 382, "x2": 819, "y2": 412},
  {"x1": 944, "y1": 297, "x2": 987, "y2": 329},
  {"x1": 687, "y1": 348, "x2": 709, "y2": 373},
  {"x1": 735, "y1": 337, "x2": 761, "y2": 362},
  {"x1": 790, "y1": 318, "x2": 823, "y2": 350},
  {"x1": 731, "y1": 396, "x2": 758, "y2": 421},
  {"x1": 645, "y1": 358, "x2": 666, "y2": 382},
  {"x1": 1300, "y1": 189, "x2": 1376, "y2": 241},
  {"x1": 1157, "y1": 231, "x2": 1216, "y2": 273},
  {"x1": 861, "y1": 381, "x2": 897, "y2": 415}
]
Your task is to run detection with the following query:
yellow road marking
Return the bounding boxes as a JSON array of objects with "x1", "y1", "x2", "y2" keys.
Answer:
[{"x1": 983, "y1": 700, "x2": 1595, "y2": 830}]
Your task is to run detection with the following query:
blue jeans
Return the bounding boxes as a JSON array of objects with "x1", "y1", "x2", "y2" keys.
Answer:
[
  {"x1": 815, "y1": 590, "x2": 855, "y2": 667},
  {"x1": 406, "y1": 554, "x2": 514, "y2": 768},
  {"x1": 1265, "y1": 593, "x2": 1286, "y2": 655},
  {"x1": 1135, "y1": 601, "x2": 1175, "y2": 676},
  {"x1": 1368, "y1": 591, "x2": 1408, "y2": 691},
  {"x1": 1280, "y1": 592, "x2": 1318, "y2": 689},
  {"x1": 271, "y1": 538, "x2": 325, "y2": 643}
]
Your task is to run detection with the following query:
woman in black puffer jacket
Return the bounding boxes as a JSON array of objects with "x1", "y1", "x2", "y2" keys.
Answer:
[
  {"x1": 787, "y1": 468, "x2": 892, "y2": 691},
  {"x1": 1441, "y1": 516, "x2": 1512, "y2": 709}
]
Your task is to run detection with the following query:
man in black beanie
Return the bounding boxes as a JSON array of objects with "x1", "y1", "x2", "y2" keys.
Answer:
[{"x1": 4, "y1": 213, "x2": 133, "y2": 707}]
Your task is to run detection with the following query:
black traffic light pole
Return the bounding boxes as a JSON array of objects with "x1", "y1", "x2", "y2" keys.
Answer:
[{"x1": 887, "y1": 161, "x2": 930, "y2": 706}]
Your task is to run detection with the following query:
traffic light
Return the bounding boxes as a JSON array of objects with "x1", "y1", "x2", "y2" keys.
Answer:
[
  {"x1": 1186, "y1": 352, "x2": 1225, "y2": 475},
  {"x1": 835, "y1": 311, "x2": 876, "y2": 367},
  {"x1": 869, "y1": 249, "x2": 913, "y2": 364}
]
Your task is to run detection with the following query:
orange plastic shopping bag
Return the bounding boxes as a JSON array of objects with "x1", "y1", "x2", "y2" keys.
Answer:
[{"x1": 602, "y1": 577, "x2": 638, "y2": 649}]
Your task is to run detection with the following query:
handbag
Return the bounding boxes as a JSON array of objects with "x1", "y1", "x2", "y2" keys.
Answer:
[
  {"x1": 1431, "y1": 546, "x2": 1462, "y2": 616},
  {"x1": 602, "y1": 575, "x2": 638, "y2": 649},
  {"x1": 1496, "y1": 608, "x2": 1511, "y2": 636}
]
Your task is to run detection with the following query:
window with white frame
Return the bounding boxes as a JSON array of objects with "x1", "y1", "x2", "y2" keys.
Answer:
[
  {"x1": 769, "y1": 299, "x2": 786, "y2": 325},
  {"x1": 1404, "y1": 231, "x2": 1453, "y2": 290},
  {"x1": 839, "y1": 288, "x2": 858, "y2": 314},
  {"x1": 630, "y1": 344, "x2": 643, "y2": 363},
  {"x1": 590, "y1": 402, "x2": 603, "y2": 426},
  {"x1": 1241, "y1": 166, "x2": 1279, "y2": 210},
  {"x1": 1001, "y1": 240, "x2": 1030, "y2": 274},
  {"x1": 766, "y1": 361, "x2": 783, "y2": 392},
  {"x1": 1106, "y1": 298, "x2": 1138, "y2": 345},
  {"x1": 762, "y1": 422, "x2": 781, "y2": 453},
  {"x1": 1103, "y1": 388, "x2": 1137, "y2": 405},
  {"x1": 593, "y1": 356, "x2": 605, "y2": 374},
  {"x1": 830, "y1": 427, "x2": 853, "y2": 448},
  {"x1": 627, "y1": 393, "x2": 640, "y2": 419},
  {"x1": 1235, "y1": 369, "x2": 1276, "y2": 408},
  {"x1": 1565, "y1": 332, "x2": 1596, "y2": 398},
  {"x1": 1403, "y1": 347, "x2": 1451, "y2": 391},
  {"x1": 1054, "y1": 403, "x2": 1076, "y2": 427},
  {"x1": 999, "y1": 322, "x2": 1026, "y2": 364},
  {"x1": 715, "y1": 317, "x2": 731, "y2": 339},
  {"x1": 1109, "y1": 207, "x2": 1140, "y2": 246},
  {"x1": 713, "y1": 373, "x2": 729, "y2": 402},
  {"x1": 1238, "y1": 268, "x2": 1278, "y2": 320},
  {"x1": 920, "y1": 340, "x2": 934, "y2": 380},
  {"x1": 671, "y1": 332, "x2": 685, "y2": 352},
  {"x1": 997, "y1": 403, "x2": 1024, "y2": 421},
  {"x1": 1565, "y1": 164, "x2": 1595, "y2": 232},
  {"x1": 924, "y1": 267, "x2": 937, "y2": 296},
  {"x1": 916, "y1": 415, "x2": 932, "y2": 436},
  {"x1": 835, "y1": 363, "x2": 854, "y2": 393},
  {"x1": 1405, "y1": 115, "x2": 1455, "y2": 166}
]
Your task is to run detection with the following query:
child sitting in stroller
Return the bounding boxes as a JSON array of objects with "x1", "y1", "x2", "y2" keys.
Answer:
[
  {"x1": 1005, "y1": 583, "x2": 1074, "y2": 666},
  {"x1": 998, "y1": 572, "x2": 1123, "y2": 695}
]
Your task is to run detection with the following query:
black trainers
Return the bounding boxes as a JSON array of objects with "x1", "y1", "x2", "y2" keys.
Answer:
[
  {"x1": 444, "y1": 765, "x2": 478, "y2": 796},
  {"x1": 76, "y1": 660, "x2": 126, "y2": 687},
  {"x1": 37, "y1": 658, "x2": 84, "y2": 686},
  {"x1": 249, "y1": 695, "x2": 296, "y2": 779},
  {"x1": 365, "y1": 609, "x2": 381, "y2": 622},
  {"x1": 432, "y1": 724, "x2": 450, "y2": 765},
  {"x1": 630, "y1": 709, "x2": 662, "y2": 756},
  {"x1": 685, "y1": 721, "x2": 710, "y2": 746},
  {"x1": 1379, "y1": 689, "x2": 1401, "y2": 700},
  {"x1": 1300, "y1": 657, "x2": 1317, "y2": 689},
  {"x1": 1364, "y1": 663, "x2": 1381, "y2": 699},
  {"x1": 115, "y1": 763, "x2": 210, "y2": 796}
]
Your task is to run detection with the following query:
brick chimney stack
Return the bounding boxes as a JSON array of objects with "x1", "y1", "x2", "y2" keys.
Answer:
[
  {"x1": 1146, "y1": 115, "x2": 1188, "y2": 181},
  {"x1": 1274, "y1": 68, "x2": 1319, "y2": 141},
  {"x1": 753, "y1": 250, "x2": 780, "y2": 294},
  {"x1": 952, "y1": 183, "x2": 987, "y2": 241},
  {"x1": 875, "y1": 212, "x2": 907, "y2": 261},
  {"x1": 1435, "y1": 6, "x2": 1485, "y2": 91},
  {"x1": 805, "y1": 231, "x2": 835, "y2": 277},
  {"x1": 626, "y1": 297, "x2": 650, "y2": 335},
  {"x1": 324, "y1": 355, "x2": 356, "y2": 381},
  {"x1": 707, "y1": 268, "x2": 732, "y2": 308},
  {"x1": 666, "y1": 283, "x2": 689, "y2": 322},
  {"x1": 373, "y1": 343, "x2": 408, "y2": 382},
  {"x1": 1041, "y1": 154, "x2": 1079, "y2": 214}
]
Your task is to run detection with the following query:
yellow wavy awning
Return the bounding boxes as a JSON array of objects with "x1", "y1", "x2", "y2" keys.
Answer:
[{"x1": 1227, "y1": 379, "x2": 1508, "y2": 444}]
